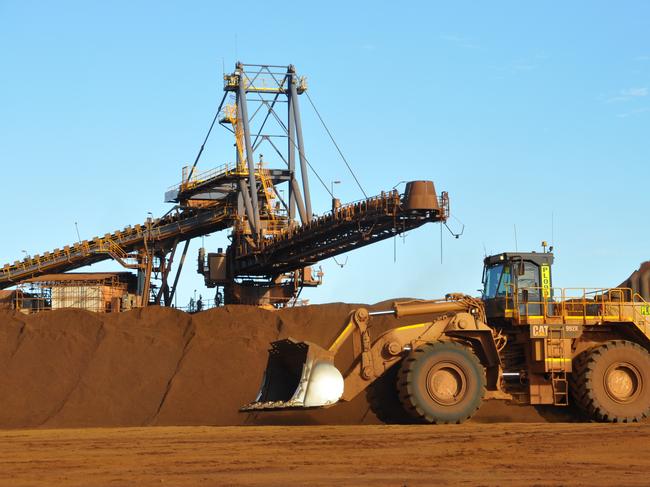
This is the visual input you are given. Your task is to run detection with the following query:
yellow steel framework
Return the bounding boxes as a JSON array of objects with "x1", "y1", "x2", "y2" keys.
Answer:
[
  {"x1": 257, "y1": 160, "x2": 278, "y2": 222},
  {"x1": 222, "y1": 104, "x2": 248, "y2": 173}
]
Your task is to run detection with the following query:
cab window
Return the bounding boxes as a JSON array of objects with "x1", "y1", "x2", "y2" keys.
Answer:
[
  {"x1": 516, "y1": 262, "x2": 540, "y2": 289},
  {"x1": 484, "y1": 264, "x2": 511, "y2": 298},
  {"x1": 497, "y1": 266, "x2": 511, "y2": 295}
]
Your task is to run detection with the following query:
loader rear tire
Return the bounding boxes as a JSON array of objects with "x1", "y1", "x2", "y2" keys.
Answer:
[
  {"x1": 571, "y1": 341, "x2": 650, "y2": 423},
  {"x1": 366, "y1": 361, "x2": 417, "y2": 424},
  {"x1": 398, "y1": 341, "x2": 486, "y2": 424}
]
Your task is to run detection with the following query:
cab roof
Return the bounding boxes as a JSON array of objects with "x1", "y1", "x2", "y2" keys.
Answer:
[{"x1": 484, "y1": 251, "x2": 554, "y2": 267}]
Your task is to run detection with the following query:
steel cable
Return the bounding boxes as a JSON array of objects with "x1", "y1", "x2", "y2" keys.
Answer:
[
  {"x1": 305, "y1": 91, "x2": 368, "y2": 199},
  {"x1": 187, "y1": 91, "x2": 228, "y2": 181}
]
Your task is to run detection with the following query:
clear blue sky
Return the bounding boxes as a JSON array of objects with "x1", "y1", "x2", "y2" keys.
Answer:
[{"x1": 1, "y1": 1, "x2": 648, "y2": 306}]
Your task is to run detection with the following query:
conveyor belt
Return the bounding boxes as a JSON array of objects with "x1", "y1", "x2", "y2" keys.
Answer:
[
  {"x1": 0, "y1": 205, "x2": 234, "y2": 289},
  {"x1": 231, "y1": 189, "x2": 447, "y2": 277},
  {"x1": 1, "y1": 187, "x2": 446, "y2": 291}
]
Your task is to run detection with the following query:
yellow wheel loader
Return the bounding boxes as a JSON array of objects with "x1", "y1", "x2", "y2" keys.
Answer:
[{"x1": 242, "y1": 247, "x2": 650, "y2": 423}]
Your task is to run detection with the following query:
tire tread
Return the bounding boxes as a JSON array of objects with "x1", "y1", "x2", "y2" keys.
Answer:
[
  {"x1": 571, "y1": 340, "x2": 650, "y2": 423},
  {"x1": 397, "y1": 340, "x2": 486, "y2": 424}
]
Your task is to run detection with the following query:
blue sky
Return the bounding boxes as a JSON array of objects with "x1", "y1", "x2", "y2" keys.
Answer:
[{"x1": 1, "y1": 1, "x2": 648, "y2": 306}]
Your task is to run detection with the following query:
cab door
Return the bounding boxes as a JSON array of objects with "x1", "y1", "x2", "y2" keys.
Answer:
[
  {"x1": 516, "y1": 261, "x2": 542, "y2": 316},
  {"x1": 483, "y1": 263, "x2": 512, "y2": 322}
]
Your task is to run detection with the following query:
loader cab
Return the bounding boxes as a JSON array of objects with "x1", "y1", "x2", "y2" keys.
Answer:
[{"x1": 481, "y1": 251, "x2": 554, "y2": 324}]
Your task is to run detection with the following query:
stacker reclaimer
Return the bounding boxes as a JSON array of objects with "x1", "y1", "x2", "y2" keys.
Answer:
[{"x1": 0, "y1": 63, "x2": 449, "y2": 310}]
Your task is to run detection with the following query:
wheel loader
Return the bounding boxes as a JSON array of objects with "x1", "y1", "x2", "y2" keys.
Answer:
[{"x1": 241, "y1": 246, "x2": 650, "y2": 423}]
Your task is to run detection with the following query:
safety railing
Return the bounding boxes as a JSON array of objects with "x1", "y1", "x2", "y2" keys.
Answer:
[
  {"x1": 223, "y1": 69, "x2": 304, "y2": 93},
  {"x1": 169, "y1": 162, "x2": 286, "y2": 196},
  {"x1": 167, "y1": 163, "x2": 236, "y2": 193},
  {"x1": 95, "y1": 238, "x2": 128, "y2": 260},
  {"x1": 257, "y1": 190, "x2": 403, "y2": 246},
  {"x1": 504, "y1": 285, "x2": 650, "y2": 325},
  {"x1": 222, "y1": 104, "x2": 237, "y2": 122}
]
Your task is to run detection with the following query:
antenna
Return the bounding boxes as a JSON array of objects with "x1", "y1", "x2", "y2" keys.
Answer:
[
  {"x1": 513, "y1": 224, "x2": 518, "y2": 252},
  {"x1": 551, "y1": 211, "x2": 555, "y2": 248},
  {"x1": 74, "y1": 222, "x2": 81, "y2": 243},
  {"x1": 482, "y1": 242, "x2": 488, "y2": 258}
]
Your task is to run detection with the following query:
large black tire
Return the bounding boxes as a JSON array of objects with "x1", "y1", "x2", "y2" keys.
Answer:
[
  {"x1": 366, "y1": 361, "x2": 417, "y2": 424},
  {"x1": 397, "y1": 341, "x2": 486, "y2": 424},
  {"x1": 571, "y1": 341, "x2": 650, "y2": 423}
]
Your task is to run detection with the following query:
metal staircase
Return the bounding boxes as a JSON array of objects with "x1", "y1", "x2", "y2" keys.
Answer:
[{"x1": 547, "y1": 326, "x2": 569, "y2": 406}]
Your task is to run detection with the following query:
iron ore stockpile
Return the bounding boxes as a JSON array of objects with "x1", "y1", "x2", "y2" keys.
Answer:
[{"x1": 0, "y1": 303, "x2": 545, "y2": 429}]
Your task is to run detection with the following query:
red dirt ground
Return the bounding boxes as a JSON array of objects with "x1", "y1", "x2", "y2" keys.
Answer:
[
  {"x1": 1, "y1": 423, "x2": 648, "y2": 486},
  {"x1": 1, "y1": 304, "x2": 648, "y2": 486}
]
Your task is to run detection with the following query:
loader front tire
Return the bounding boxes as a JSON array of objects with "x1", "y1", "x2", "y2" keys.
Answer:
[
  {"x1": 398, "y1": 341, "x2": 486, "y2": 424},
  {"x1": 571, "y1": 341, "x2": 650, "y2": 422},
  {"x1": 366, "y1": 360, "x2": 417, "y2": 424}
]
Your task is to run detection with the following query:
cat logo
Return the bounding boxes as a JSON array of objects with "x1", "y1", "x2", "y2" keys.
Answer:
[{"x1": 531, "y1": 325, "x2": 549, "y2": 338}]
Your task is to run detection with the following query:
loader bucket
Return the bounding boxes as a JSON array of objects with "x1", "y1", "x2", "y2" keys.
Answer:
[{"x1": 240, "y1": 338, "x2": 344, "y2": 411}]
